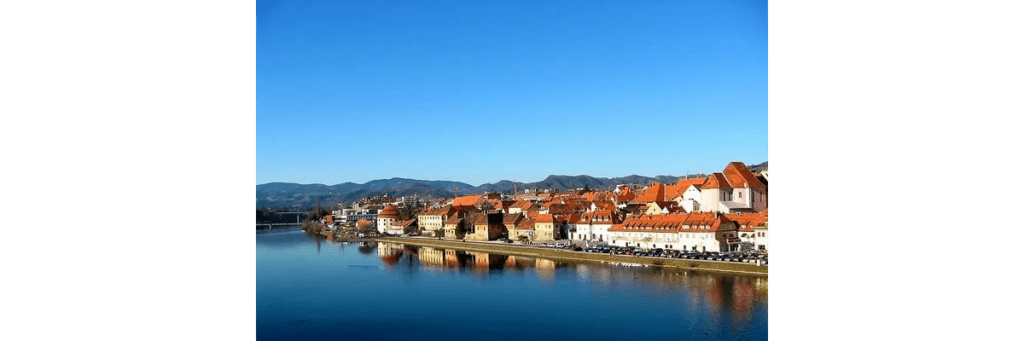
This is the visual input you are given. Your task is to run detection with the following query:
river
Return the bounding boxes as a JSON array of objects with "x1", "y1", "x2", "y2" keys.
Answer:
[{"x1": 257, "y1": 228, "x2": 768, "y2": 340}]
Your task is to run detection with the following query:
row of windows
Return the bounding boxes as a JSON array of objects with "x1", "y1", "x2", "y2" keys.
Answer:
[{"x1": 721, "y1": 190, "x2": 767, "y2": 202}]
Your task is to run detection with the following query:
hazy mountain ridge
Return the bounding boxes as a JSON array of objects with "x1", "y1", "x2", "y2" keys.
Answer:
[{"x1": 257, "y1": 163, "x2": 765, "y2": 209}]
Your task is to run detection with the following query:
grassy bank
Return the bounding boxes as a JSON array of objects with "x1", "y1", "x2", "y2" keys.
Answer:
[{"x1": 377, "y1": 237, "x2": 768, "y2": 276}]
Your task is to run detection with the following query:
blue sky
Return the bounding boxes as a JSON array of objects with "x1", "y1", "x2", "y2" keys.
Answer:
[{"x1": 257, "y1": 0, "x2": 767, "y2": 186}]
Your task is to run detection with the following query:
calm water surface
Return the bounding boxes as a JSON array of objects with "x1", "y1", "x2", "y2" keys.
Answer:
[{"x1": 257, "y1": 228, "x2": 767, "y2": 340}]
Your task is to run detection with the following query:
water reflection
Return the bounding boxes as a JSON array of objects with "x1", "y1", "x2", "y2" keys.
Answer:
[
  {"x1": 372, "y1": 242, "x2": 766, "y2": 323},
  {"x1": 357, "y1": 242, "x2": 376, "y2": 255},
  {"x1": 259, "y1": 232, "x2": 768, "y2": 340}
]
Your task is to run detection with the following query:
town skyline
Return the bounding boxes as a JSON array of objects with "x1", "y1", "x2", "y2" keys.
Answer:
[
  {"x1": 257, "y1": 1, "x2": 768, "y2": 186},
  {"x1": 255, "y1": 164, "x2": 761, "y2": 187}
]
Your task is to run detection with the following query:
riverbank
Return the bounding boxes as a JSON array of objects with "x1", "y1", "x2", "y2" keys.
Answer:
[{"x1": 376, "y1": 237, "x2": 768, "y2": 276}]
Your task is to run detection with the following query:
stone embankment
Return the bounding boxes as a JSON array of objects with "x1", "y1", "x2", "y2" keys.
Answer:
[{"x1": 376, "y1": 237, "x2": 768, "y2": 276}]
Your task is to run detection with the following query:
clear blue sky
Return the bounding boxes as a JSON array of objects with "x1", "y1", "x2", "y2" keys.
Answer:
[{"x1": 257, "y1": 0, "x2": 767, "y2": 186}]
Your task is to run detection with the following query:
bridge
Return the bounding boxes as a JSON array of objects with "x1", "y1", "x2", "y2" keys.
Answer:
[
  {"x1": 256, "y1": 212, "x2": 309, "y2": 230},
  {"x1": 256, "y1": 223, "x2": 302, "y2": 230}
]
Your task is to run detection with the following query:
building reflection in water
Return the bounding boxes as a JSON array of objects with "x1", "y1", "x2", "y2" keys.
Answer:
[
  {"x1": 377, "y1": 242, "x2": 405, "y2": 266},
  {"x1": 374, "y1": 243, "x2": 765, "y2": 321}
]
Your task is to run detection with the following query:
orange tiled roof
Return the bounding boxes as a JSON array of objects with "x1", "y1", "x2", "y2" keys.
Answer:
[
  {"x1": 559, "y1": 213, "x2": 582, "y2": 224},
  {"x1": 379, "y1": 204, "x2": 400, "y2": 219},
  {"x1": 578, "y1": 210, "x2": 619, "y2": 225},
  {"x1": 452, "y1": 195, "x2": 482, "y2": 207},
  {"x1": 608, "y1": 213, "x2": 733, "y2": 233},
  {"x1": 700, "y1": 173, "x2": 732, "y2": 190},
  {"x1": 724, "y1": 212, "x2": 768, "y2": 232},
  {"x1": 504, "y1": 213, "x2": 523, "y2": 226},
  {"x1": 723, "y1": 162, "x2": 766, "y2": 189},
  {"x1": 665, "y1": 177, "x2": 708, "y2": 198},
  {"x1": 636, "y1": 182, "x2": 665, "y2": 203},
  {"x1": 396, "y1": 218, "x2": 417, "y2": 228},
  {"x1": 535, "y1": 214, "x2": 554, "y2": 223},
  {"x1": 510, "y1": 200, "x2": 532, "y2": 209},
  {"x1": 514, "y1": 218, "x2": 536, "y2": 230},
  {"x1": 419, "y1": 205, "x2": 453, "y2": 217}
]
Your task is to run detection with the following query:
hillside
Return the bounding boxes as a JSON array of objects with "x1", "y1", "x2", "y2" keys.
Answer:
[{"x1": 256, "y1": 163, "x2": 763, "y2": 209}]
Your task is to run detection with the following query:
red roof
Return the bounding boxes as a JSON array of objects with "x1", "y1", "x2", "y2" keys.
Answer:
[
  {"x1": 608, "y1": 213, "x2": 733, "y2": 233},
  {"x1": 724, "y1": 212, "x2": 768, "y2": 232},
  {"x1": 723, "y1": 162, "x2": 766, "y2": 189},
  {"x1": 559, "y1": 213, "x2": 582, "y2": 224},
  {"x1": 444, "y1": 215, "x2": 463, "y2": 225},
  {"x1": 578, "y1": 210, "x2": 619, "y2": 224},
  {"x1": 514, "y1": 218, "x2": 536, "y2": 230},
  {"x1": 665, "y1": 177, "x2": 707, "y2": 198},
  {"x1": 379, "y1": 204, "x2": 400, "y2": 219},
  {"x1": 419, "y1": 206, "x2": 453, "y2": 217},
  {"x1": 636, "y1": 182, "x2": 665, "y2": 203},
  {"x1": 700, "y1": 173, "x2": 732, "y2": 190},
  {"x1": 452, "y1": 195, "x2": 482, "y2": 207},
  {"x1": 396, "y1": 218, "x2": 417, "y2": 228},
  {"x1": 504, "y1": 213, "x2": 524, "y2": 226}
]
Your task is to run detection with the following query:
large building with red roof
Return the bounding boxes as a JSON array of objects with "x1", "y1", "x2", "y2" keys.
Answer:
[
  {"x1": 416, "y1": 205, "x2": 454, "y2": 236},
  {"x1": 570, "y1": 209, "x2": 620, "y2": 243},
  {"x1": 697, "y1": 162, "x2": 768, "y2": 214},
  {"x1": 376, "y1": 204, "x2": 400, "y2": 234},
  {"x1": 607, "y1": 212, "x2": 739, "y2": 252}
]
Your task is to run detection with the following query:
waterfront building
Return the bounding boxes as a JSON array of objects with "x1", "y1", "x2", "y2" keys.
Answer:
[
  {"x1": 417, "y1": 205, "x2": 453, "y2": 236},
  {"x1": 507, "y1": 217, "x2": 535, "y2": 242},
  {"x1": 571, "y1": 209, "x2": 619, "y2": 243},
  {"x1": 607, "y1": 212, "x2": 738, "y2": 252},
  {"x1": 376, "y1": 204, "x2": 400, "y2": 234},
  {"x1": 466, "y1": 212, "x2": 506, "y2": 241},
  {"x1": 442, "y1": 214, "x2": 466, "y2": 239},
  {"x1": 533, "y1": 214, "x2": 558, "y2": 242},
  {"x1": 725, "y1": 212, "x2": 768, "y2": 252}
]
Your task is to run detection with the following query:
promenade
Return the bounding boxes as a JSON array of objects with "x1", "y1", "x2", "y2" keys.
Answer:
[{"x1": 375, "y1": 236, "x2": 768, "y2": 276}]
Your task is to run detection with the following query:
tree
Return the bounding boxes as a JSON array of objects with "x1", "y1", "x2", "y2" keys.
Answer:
[
  {"x1": 397, "y1": 205, "x2": 417, "y2": 221},
  {"x1": 356, "y1": 219, "x2": 375, "y2": 234}
]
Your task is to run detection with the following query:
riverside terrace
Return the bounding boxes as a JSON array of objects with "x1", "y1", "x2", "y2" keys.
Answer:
[{"x1": 369, "y1": 236, "x2": 768, "y2": 276}]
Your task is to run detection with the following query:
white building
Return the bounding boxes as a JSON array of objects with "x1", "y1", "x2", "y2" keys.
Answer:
[
  {"x1": 697, "y1": 162, "x2": 768, "y2": 214},
  {"x1": 376, "y1": 204, "x2": 400, "y2": 234},
  {"x1": 607, "y1": 212, "x2": 738, "y2": 252},
  {"x1": 333, "y1": 202, "x2": 378, "y2": 225}
]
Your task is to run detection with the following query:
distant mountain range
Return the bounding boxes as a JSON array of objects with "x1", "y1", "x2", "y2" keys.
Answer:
[{"x1": 256, "y1": 162, "x2": 766, "y2": 209}]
